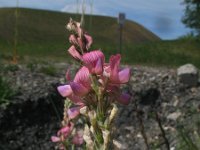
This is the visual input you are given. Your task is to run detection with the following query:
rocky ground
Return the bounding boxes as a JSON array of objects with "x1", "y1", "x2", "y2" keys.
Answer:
[{"x1": 0, "y1": 62, "x2": 200, "y2": 150}]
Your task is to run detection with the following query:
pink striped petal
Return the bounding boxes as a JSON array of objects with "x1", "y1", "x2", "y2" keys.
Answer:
[
  {"x1": 84, "y1": 34, "x2": 93, "y2": 50},
  {"x1": 117, "y1": 93, "x2": 131, "y2": 105},
  {"x1": 57, "y1": 85, "x2": 72, "y2": 97},
  {"x1": 118, "y1": 68, "x2": 131, "y2": 84},
  {"x1": 110, "y1": 54, "x2": 121, "y2": 81},
  {"x1": 70, "y1": 82, "x2": 90, "y2": 96},
  {"x1": 77, "y1": 37, "x2": 85, "y2": 51},
  {"x1": 82, "y1": 50, "x2": 105, "y2": 74},
  {"x1": 65, "y1": 69, "x2": 71, "y2": 81},
  {"x1": 51, "y1": 136, "x2": 60, "y2": 142},
  {"x1": 67, "y1": 107, "x2": 80, "y2": 119},
  {"x1": 74, "y1": 66, "x2": 91, "y2": 89},
  {"x1": 58, "y1": 122, "x2": 74, "y2": 138},
  {"x1": 68, "y1": 94, "x2": 84, "y2": 105},
  {"x1": 68, "y1": 45, "x2": 82, "y2": 60},
  {"x1": 69, "y1": 34, "x2": 78, "y2": 46},
  {"x1": 94, "y1": 58, "x2": 103, "y2": 74}
]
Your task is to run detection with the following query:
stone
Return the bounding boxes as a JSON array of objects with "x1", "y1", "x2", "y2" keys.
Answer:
[
  {"x1": 177, "y1": 64, "x2": 199, "y2": 86},
  {"x1": 167, "y1": 112, "x2": 182, "y2": 121}
]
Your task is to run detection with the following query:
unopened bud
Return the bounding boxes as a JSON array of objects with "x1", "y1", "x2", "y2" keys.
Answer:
[{"x1": 80, "y1": 106, "x2": 88, "y2": 115}]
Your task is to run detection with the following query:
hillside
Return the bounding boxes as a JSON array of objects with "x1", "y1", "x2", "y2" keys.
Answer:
[
  {"x1": 0, "y1": 8, "x2": 160, "y2": 59},
  {"x1": 1, "y1": 8, "x2": 200, "y2": 68},
  {"x1": 0, "y1": 8, "x2": 160, "y2": 43}
]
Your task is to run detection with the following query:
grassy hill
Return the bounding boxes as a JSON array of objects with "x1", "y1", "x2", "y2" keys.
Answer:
[
  {"x1": 0, "y1": 8, "x2": 200, "y2": 67},
  {"x1": 0, "y1": 8, "x2": 159, "y2": 59}
]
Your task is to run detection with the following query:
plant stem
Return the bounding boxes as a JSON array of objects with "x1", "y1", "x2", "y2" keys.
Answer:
[
  {"x1": 134, "y1": 102, "x2": 150, "y2": 150},
  {"x1": 137, "y1": 109, "x2": 150, "y2": 150},
  {"x1": 154, "y1": 110, "x2": 170, "y2": 150}
]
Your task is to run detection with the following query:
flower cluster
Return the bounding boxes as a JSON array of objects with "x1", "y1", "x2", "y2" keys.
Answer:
[{"x1": 52, "y1": 19, "x2": 131, "y2": 150}]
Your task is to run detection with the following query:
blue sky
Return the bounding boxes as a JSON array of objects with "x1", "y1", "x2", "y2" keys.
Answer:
[{"x1": 0, "y1": 0, "x2": 191, "y2": 39}]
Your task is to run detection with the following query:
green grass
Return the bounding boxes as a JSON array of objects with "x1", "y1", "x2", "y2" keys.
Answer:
[
  {"x1": 0, "y1": 8, "x2": 200, "y2": 67},
  {"x1": 0, "y1": 75, "x2": 15, "y2": 108}
]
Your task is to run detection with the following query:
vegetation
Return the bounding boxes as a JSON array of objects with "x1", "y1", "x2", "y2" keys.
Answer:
[
  {"x1": 0, "y1": 8, "x2": 200, "y2": 68},
  {"x1": 40, "y1": 65, "x2": 57, "y2": 76},
  {"x1": 0, "y1": 75, "x2": 15, "y2": 108},
  {"x1": 182, "y1": 0, "x2": 200, "y2": 35},
  {"x1": 177, "y1": 126, "x2": 200, "y2": 150}
]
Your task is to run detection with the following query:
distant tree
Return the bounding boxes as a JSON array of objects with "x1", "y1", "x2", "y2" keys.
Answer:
[{"x1": 182, "y1": 0, "x2": 200, "y2": 36}]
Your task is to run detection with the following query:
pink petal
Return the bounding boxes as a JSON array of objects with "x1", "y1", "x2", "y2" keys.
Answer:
[
  {"x1": 58, "y1": 122, "x2": 74, "y2": 138},
  {"x1": 57, "y1": 85, "x2": 72, "y2": 97},
  {"x1": 118, "y1": 68, "x2": 131, "y2": 84},
  {"x1": 94, "y1": 58, "x2": 103, "y2": 74},
  {"x1": 109, "y1": 54, "x2": 121, "y2": 72},
  {"x1": 68, "y1": 94, "x2": 84, "y2": 105},
  {"x1": 69, "y1": 34, "x2": 78, "y2": 46},
  {"x1": 110, "y1": 54, "x2": 121, "y2": 81},
  {"x1": 117, "y1": 93, "x2": 131, "y2": 105},
  {"x1": 67, "y1": 107, "x2": 80, "y2": 119},
  {"x1": 70, "y1": 82, "x2": 90, "y2": 96},
  {"x1": 72, "y1": 133, "x2": 84, "y2": 145},
  {"x1": 65, "y1": 69, "x2": 71, "y2": 81},
  {"x1": 74, "y1": 66, "x2": 91, "y2": 89},
  {"x1": 82, "y1": 50, "x2": 105, "y2": 74},
  {"x1": 51, "y1": 136, "x2": 60, "y2": 142},
  {"x1": 77, "y1": 37, "x2": 85, "y2": 51},
  {"x1": 84, "y1": 34, "x2": 93, "y2": 50},
  {"x1": 68, "y1": 45, "x2": 82, "y2": 60}
]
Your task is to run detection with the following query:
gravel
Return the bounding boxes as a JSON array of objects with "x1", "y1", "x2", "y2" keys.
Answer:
[{"x1": 0, "y1": 63, "x2": 200, "y2": 150}]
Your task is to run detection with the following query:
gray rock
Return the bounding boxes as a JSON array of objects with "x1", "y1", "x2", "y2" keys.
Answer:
[
  {"x1": 177, "y1": 64, "x2": 199, "y2": 86},
  {"x1": 167, "y1": 112, "x2": 182, "y2": 121}
]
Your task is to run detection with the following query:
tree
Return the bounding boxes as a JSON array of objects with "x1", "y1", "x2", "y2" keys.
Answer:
[{"x1": 182, "y1": 0, "x2": 200, "y2": 36}]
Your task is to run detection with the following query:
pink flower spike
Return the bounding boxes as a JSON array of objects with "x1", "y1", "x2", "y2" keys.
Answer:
[
  {"x1": 51, "y1": 136, "x2": 60, "y2": 142},
  {"x1": 118, "y1": 68, "x2": 131, "y2": 84},
  {"x1": 68, "y1": 45, "x2": 82, "y2": 60},
  {"x1": 67, "y1": 107, "x2": 80, "y2": 119},
  {"x1": 57, "y1": 85, "x2": 72, "y2": 97},
  {"x1": 117, "y1": 93, "x2": 131, "y2": 105},
  {"x1": 70, "y1": 82, "x2": 90, "y2": 96}
]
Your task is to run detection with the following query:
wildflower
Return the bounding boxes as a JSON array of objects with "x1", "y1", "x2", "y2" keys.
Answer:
[
  {"x1": 51, "y1": 122, "x2": 74, "y2": 143},
  {"x1": 67, "y1": 106, "x2": 81, "y2": 119},
  {"x1": 82, "y1": 50, "x2": 105, "y2": 75},
  {"x1": 106, "y1": 54, "x2": 131, "y2": 84},
  {"x1": 72, "y1": 131, "x2": 84, "y2": 145}
]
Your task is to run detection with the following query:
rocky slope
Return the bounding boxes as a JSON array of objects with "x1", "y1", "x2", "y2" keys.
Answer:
[{"x1": 0, "y1": 63, "x2": 199, "y2": 150}]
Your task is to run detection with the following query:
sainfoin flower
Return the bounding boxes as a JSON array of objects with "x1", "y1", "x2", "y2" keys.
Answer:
[
  {"x1": 108, "y1": 54, "x2": 131, "y2": 84},
  {"x1": 82, "y1": 50, "x2": 105, "y2": 75},
  {"x1": 54, "y1": 19, "x2": 131, "y2": 150},
  {"x1": 57, "y1": 66, "x2": 91, "y2": 101},
  {"x1": 51, "y1": 122, "x2": 74, "y2": 143}
]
